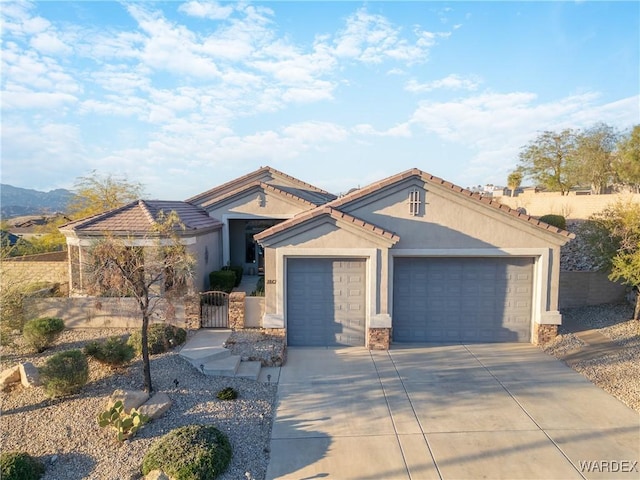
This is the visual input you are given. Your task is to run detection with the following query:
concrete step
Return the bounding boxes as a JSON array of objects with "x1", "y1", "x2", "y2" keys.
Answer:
[
  {"x1": 180, "y1": 345, "x2": 231, "y2": 367},
  {"x1": 235, "y1": 361, "x2": 262, "y2": 381},
  {"x1": 202, "y1": 355, "x2": 241, "y2": 377}
]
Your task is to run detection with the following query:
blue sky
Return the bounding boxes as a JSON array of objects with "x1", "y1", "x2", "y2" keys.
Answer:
[{"x1": 1, "y1": 1, "x2": 638, "y2": 200}]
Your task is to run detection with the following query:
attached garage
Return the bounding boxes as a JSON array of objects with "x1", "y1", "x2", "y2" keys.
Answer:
[
  {"x1": 287, "y1": 258, "x2": 366, "y2": 346},
  {"x1": 393, "y1": 257, "x2": 534, "y2": 343}
]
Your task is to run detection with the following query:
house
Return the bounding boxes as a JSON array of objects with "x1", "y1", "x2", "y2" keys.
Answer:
[
  {"x1": 60, "y1": 166, "x2": 573, "y2": 349},
  {"x1": 59, "y1": 200, "x2": 222, "y2": 293}
]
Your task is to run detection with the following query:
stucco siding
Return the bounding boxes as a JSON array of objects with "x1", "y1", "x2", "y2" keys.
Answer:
[
  {"x1": 189, "y1": 230, "x2": 222, "y2": 291},
  {"x1": 207, "y1": 188, "x2": 310, "y2": 218},
  {"x1": 343, "y1": 180, "x2": 563, "y2": 250}
]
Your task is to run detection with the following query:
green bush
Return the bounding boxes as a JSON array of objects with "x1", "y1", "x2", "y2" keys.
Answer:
[
  {"x1": 84, "y1": 336, "x2": 135, "y2": 367},
  {"x1": 141, "y1": 425, "x2": 232, "y2": 480},
  {"x1": 222, "y1": 265, "x2": 243, "y2": 287},
  {"x1": 216, "y1": 387, "x2": 238, "y2": 401},
  {"x1": 0, "y1": 451, "x2": 45, "y2": 480},
  {"x1": 22, "y1": 317, "x2": 65, "y2": 353},
  {"x1": 209, "y1": 270, "x2": 236, "y2": 293},
  {"x1": 538, "y1": 214, "x2": 567, "y2": 230},
  {"x1": 39, "y1": 350, "x2": 88, "y2": 398},
  {"x1": 128, "y1": 324, "x2": 187, "y2": 356}
]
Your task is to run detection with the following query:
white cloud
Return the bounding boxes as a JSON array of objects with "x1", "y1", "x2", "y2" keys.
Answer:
[
  {"x1": 332, "y1": 8, "x2": 445, "y2": 65},
  {"x1": 178, "y1": 1, "x2": 235, "y2": 20},
  {"x1": 30, "y1": 31, "x2": 72, "y2": 55},
  {"x1": 409, "y1": 91, "x2": 639, "y2": 186},
  {"x1": 353, "y1": 123, "x2": 412, "y2": 138},
  {"x1": 406, "y1": 74, "x2": 481, "y2": 93},
  {"x1": 126, "y1": 4, "x2": 220, "y2": 78}
]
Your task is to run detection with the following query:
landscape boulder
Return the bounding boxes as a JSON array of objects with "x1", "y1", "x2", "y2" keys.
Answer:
[
  {"x1": 137, "y1": 392, "x2": 173, "y2": 420},
  {"x1": 19, "y1": 362, "x2": 40, "y2": 387},
  {"x1": 0, "y1": 365, "x2": 21, "y2": 390},
  {"x1": 107, "y1": 389, "x2": 149, "y2": 413}
]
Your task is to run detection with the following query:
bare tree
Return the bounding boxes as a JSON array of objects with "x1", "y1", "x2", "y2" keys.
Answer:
[
  {"x1": 68, "y1": 171, "x2": 144, "y2": 219},
  {"x1": 86, "y1": 211, "x2": 195, "y2": 392}
]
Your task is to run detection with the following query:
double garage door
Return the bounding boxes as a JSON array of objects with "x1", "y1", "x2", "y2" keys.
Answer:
[
  {"x1": 393, "y1": 257, "x2": 534, "y2": 343},
  {"x1": 287, "y1": 258, "x2": 366, "y2": 346}
]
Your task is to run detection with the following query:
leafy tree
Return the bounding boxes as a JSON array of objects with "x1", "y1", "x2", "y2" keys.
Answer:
[
  {"x1": 517, "y1": 129, "x2": 579, "y2": 195},
  {"x1": 581, "y1": 200, "x2": 640, "y2": 320},
  {"x1": 507, "y1": 170, "x2": 523, "y2": 197},
  {"x1": 85, "y1": 211, "x2": 194, "y2": 392},
  {"x1": 67, "y1": 171, "x2": 144, "y2": 219},
  {"x1": 615, "y1": 125, "x2": 640, "y2": 193},
  {"x1": 573, "y1": 123, "x2": 618, "y2": 194}
]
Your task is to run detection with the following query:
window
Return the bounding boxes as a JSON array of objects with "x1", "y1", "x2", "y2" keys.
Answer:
[{"x1": 408, "y1": 188, "x2": 421, "y2": 216}]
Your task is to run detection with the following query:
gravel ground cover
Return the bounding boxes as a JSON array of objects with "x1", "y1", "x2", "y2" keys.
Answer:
[
  {"x1": 1, "y1": 329, "x2": 279, "y2": 480},
  {"x1": 542, "y1": 304, "x2": 640, "y2": 413}
]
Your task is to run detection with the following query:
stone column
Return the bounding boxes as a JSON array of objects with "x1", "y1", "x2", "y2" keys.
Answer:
[
  {"x1": 368, "y1": 328, "x2": 391, "y2": 350},
  {"x1": 228, "y1": 292, "x2": 246, "y2": 330},
  {"x1": 183, "y1": 294, "x2": 201, "y2": 330},
  {"x1": 532, "y1": 323, "x2": 557, "y2": 345}
]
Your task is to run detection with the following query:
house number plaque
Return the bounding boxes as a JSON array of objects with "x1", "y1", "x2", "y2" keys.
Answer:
[{"x1": 267, "y1": 279, "x2": 276, "y2": 284}]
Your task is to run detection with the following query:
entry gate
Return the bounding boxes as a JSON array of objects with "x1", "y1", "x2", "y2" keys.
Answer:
[{"x1": 200, "y1": 291, "x2": 229, "y2": 328}]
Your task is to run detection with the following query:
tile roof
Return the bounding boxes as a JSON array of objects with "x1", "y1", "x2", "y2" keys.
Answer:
[
  {"x1": 201, "y1": 181, "x2": 324, "y2": 209},
  {"x1": 60, "y1": 200, "x2": 222, "y2": 235},
  {"x1": 327, "y1": 168, "x2": 575, "y2": 239},
  {"x1": 254, "y1": 206, "x2": 400, "y2": 244},
  {"x1": 186, "y1": 166, "x2": 336, "y2": 205}
]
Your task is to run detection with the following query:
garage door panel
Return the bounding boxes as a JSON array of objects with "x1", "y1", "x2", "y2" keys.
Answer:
[
  {"x1": 287, "y1": 258, "x2": 366, "y2": 346},
  {"x1": 393, "y1": 257, "x2": 533, "y2": 343}
]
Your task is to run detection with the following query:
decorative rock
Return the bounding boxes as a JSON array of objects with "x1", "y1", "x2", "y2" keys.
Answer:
[
  {"x1": 0, "y1": 365, "x2": 21, "y2": 390},
  {"x1": 137, "y1": 392, "x2": 172, "y2": 420},
  {"x1": 107, "y1": 389, "x2": 149, "y2": 413},
  {"x1": 19, "y1": 362, "x2": 40, "y2": 387},
  {"x1": 144, "y1": 469, "x2": 171, "y2": 480}
]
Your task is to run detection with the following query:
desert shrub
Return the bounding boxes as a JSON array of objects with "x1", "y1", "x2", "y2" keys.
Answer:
[
  {"x1": 221, "y1": 265, "x2": 243, "y2": 287},
  {"x1": 216, "y1": 387, "x2": 238, "y2": 401},
  {"x1": 0, "y1": 451, "x2": 45, "y2": 480},
  {"x1": 22, "y1": 317, "x2": 65, "y2": 352},
  {"x1": 128, "y1": 324, "x2": 187, "y2": 356},
  {"x1": 84, "y1": 336, "x2": 135, "y2": 367},
  {"x1": 141, "y1": 425, "x2": 232, "y2": 480},
  {"x1": 538, "y1": 214, "x2": 567, "y2": 230},
  {"x1": 208, "y1": 270, "x2": 236, "y2": 293},
  {"x1": 39, "y1": 349, "x2": 88, "y2": 398}
]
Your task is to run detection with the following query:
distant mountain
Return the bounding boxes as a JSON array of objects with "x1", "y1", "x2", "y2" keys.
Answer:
[{"x1": 1, "y1": 184, "x2": 76, "y2": 218}]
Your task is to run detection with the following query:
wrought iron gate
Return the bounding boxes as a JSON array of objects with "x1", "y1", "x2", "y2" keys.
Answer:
[{"x1": 200, "y1": 291, "x2": 229, "y2": 328}]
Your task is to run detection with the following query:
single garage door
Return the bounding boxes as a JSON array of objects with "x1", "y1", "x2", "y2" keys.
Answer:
[
  {"x1": 393, "y1": 257, "x2": 533, "y2": 343},
  {"x1": 287, "y1": 258, "x2": 366, "y2": 346}
]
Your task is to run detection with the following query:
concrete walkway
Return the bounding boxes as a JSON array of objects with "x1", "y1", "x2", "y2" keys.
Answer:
[{"x1": 266, "y1": 344, "x2": 640, "y2": 480}]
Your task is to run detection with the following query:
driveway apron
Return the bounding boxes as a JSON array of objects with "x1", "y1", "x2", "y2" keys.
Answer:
[{"x1": 266, "y1": 344, "x2": 640, "y2": 480}]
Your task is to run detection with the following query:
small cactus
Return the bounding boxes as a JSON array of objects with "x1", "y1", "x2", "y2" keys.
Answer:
[{"x1": 98, "y1": 400, "x2": 150, "y2": 442}]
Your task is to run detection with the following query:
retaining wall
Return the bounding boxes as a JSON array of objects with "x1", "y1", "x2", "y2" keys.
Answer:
[
  {"x1": 559, "y1": 271, "x2": 628, "y2": 309},
  {"x1": 499, "y1": 193, "x2": 640, "y2": 220},
  {"x1": 22, "y1": 296, "x2": 200, "y2": 329}
]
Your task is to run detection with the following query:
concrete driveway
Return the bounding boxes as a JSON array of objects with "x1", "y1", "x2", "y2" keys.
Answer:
[{"x1": 266, "y1": 343, "x2": 640, "y2": 480}]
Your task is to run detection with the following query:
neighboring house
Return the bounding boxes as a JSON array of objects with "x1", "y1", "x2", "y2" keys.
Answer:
[
  {"x1": 1, "y1": 230, "x2": 21, "y2": 247},
  {"x1": 59, "y1": 200, "x2": 222, "y2": 294},
  {"x1": 60, "y1": 166, "x2": 574, "y2": 349}
]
